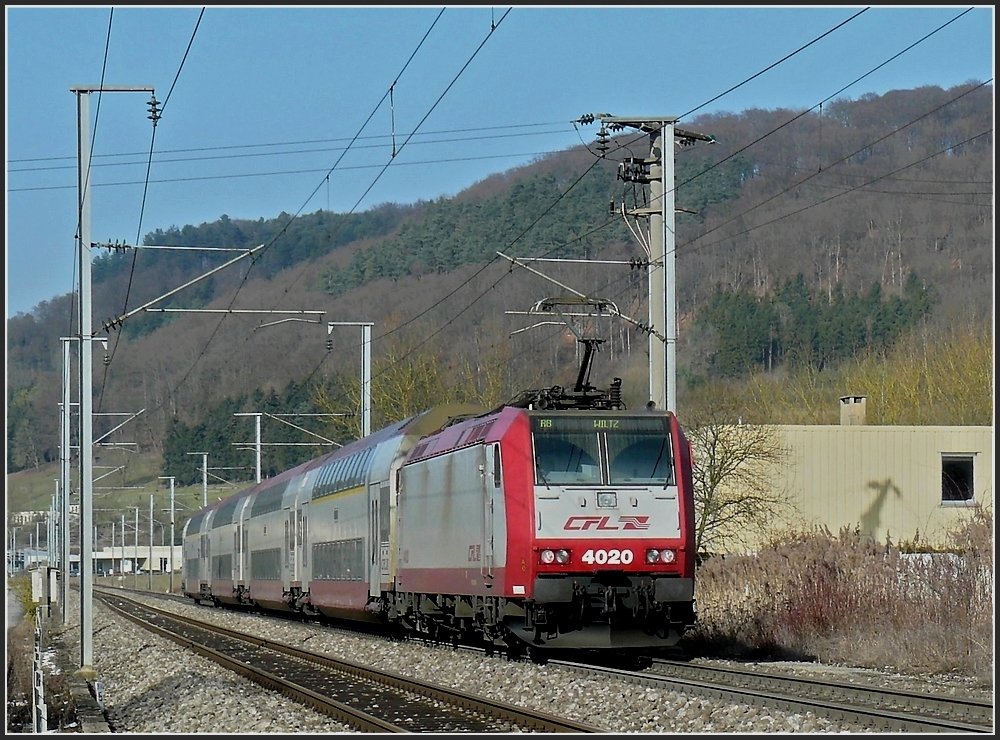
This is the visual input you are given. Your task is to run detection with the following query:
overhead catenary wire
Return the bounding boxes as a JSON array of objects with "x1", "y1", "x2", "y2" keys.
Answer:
[
  {"x1": 322, "y1": 8, "x2": 988, "y2": 414},
  {"x1": 9, "y1": 147, "x2": 577, "y2": 193},
  {"x1": 69, "y1": 6, "x2": 988, "y2": 467},
  {"x1": 66, "y1": 8, "x2": 116, "y2": 345},
  {"x1": 7, "y1": 121, "x2": 576, "y2": 171},
  {"x1": 217, "y1": 5, "x2": 986, "y2": 425},
  {"x1": 96, "y1": 7, "x2": 206, "y2": 413},
  {"x1": 155, "y1": 7, "x2": 510, "y2": 412}
]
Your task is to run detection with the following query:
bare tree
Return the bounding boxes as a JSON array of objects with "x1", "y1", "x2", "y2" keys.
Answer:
[
  {"x1": 684, "y1": 396, "x2": 793, "y2": 554},
  {"x1": 311, "y1": 331, "x2": 483, "y2": 442}
]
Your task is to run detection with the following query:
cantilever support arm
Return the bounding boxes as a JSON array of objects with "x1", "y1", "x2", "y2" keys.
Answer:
[
  {"x1": 498, "y1": 250, "x2": 667, "y2": 341},
  {"x1": 102, "y1": 244, "x2": 266, "y2": 332}
]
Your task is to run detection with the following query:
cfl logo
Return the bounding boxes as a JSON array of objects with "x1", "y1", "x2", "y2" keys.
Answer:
[{"x1": 564, "y1": 515, "x2": 650, "y2": 531}]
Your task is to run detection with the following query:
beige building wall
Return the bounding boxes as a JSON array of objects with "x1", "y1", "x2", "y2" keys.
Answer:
[{"x1": 741, "y1": 425, "x2": 994, "y2": 551}]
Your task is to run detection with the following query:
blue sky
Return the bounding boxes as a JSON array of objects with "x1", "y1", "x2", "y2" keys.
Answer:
[{"x1": 5, "y1": 4, "x2": 994, "y2": 318}]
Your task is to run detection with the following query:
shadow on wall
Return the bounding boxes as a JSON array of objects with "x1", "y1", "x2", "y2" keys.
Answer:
[{"x1": 863, "y1": 478, "x2": 902, "y2": 540}]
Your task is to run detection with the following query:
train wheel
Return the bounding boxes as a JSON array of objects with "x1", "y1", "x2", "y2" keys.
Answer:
[
  {"x1": 526, "y1": 645, "x2": 548, "y2": 666},
  {"x1": 504, "y1": 640, "x2": 524, "y2": 662},
  {"x1": 628, "y1": 655, "x2": 653, "y2": 671}
]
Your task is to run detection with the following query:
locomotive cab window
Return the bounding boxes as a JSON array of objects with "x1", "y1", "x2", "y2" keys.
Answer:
[
  {"x1": 530, "y1": 414, "x2": 672, "y2": 487},
  {"x1": 533, "y1": 434, "x2": 601, "y2": 485},
  {"x1": 608, "y1": 432, "x2": 674, "y2": 485}
]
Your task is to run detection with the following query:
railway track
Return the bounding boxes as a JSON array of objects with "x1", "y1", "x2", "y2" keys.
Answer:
[
  {"x1": 102, "y1": 586, "x2": 994, "y2": 733},
  {"x1": 542, "y1": 656, "x2": 993, "y2": 733},
  {"x1": 94, "y1": 590, "x2": 603, "y2": 733},
  {"x1": 646, "y1": 658, "x2": 994, "y2": 730}
]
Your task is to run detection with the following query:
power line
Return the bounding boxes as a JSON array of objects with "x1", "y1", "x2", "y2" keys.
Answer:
[
  {"x1": 7, "y1": 124, "x2": 575, "y2": 175},
  {"x1": 96, "y1": 8, "x2": 206, "y2": 414},
  {"x1": 682, "y1": 81, "x2": 993, "y2": 255},
  {"x1": 677, "y1": 7, "x2": 871, "y2": 121},
  {"x1": 8, "y1": 149, "x2": 572, "y2": 193},
  {"x1": 71, "y1": 5, "x2": 988, "y2": 474},
  {"x1": 151, "y1": 7, "x2": 511, "y2": 416},
  {"x1": 687, "y1": 128, "x2": 992, "y2": 255}
]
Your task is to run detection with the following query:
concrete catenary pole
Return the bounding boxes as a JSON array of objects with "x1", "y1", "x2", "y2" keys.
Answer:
[
  {"x1": 159, "y1": 476, "x2": 176, "y2": 593},
  {"x1": 588, "y1": 114, "x2": 712, "y2": 413},
  {"x1": 49, "y1": 490, "x2": 56, "y2": 568},
  {"x1": 148, "y1": 493, "x2": 154, "y2": 590},
  {"x1": 59, "y1": 337, "x2": 72, "y2": 624},
  {"x1": 648, "y1": 122, "x2": 674, "y2": 411},
  {"x1": 74, "y1": 87, "x2": 95, "y2": 671},
  {"x1": 169, "y1": 478, "x2": 175, "y2": 593},
  {"x1": 72, "y1": 83, "x2": 153, "y2": 673},
  {"x1": 327, "y1": 322, "x2": 374, "y2": 437},
  {"x1": 134, "y1": 507, "x2": 139, "y2": 590}
]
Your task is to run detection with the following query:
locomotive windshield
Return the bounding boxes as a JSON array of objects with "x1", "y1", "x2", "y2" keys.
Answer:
[
  {"x1": 530, "y1": 414, "x2": 674, "y2": 486},
  {"x1": 533, "y1": 431, "x2": 602, "y2": 485}
]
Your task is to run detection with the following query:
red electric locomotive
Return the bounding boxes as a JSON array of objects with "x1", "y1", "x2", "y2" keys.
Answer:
[{"x1": 182, "y1": 344, "x2": 697, "y2": 663}]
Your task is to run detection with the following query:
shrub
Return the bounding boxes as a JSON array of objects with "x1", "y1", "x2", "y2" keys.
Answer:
[{"x1": 686, "y1": 512, "x2": 994, "y2": 683}]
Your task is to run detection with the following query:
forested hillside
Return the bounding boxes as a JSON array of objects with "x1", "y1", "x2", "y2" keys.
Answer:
[{"x1": 6, "y1": 83, "x2": 993, "y2": 477}]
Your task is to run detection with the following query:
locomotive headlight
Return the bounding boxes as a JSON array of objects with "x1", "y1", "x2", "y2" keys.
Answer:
[
  {"x1": 646, "y1": 548, "x2": 677, "y2": 564},
  {"x1": 555, "y1": 549, "x2": 570, "y2": 564},
  {"x1": 597, "y1": 491, "x2": 617, "y2": 508},
  {"x1": 540, "y1": 549, "x2": 556, "y2": 564}
]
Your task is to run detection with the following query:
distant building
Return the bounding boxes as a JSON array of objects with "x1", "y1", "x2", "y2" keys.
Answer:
[
  {"x1": 707, "y1": 396, "x2": 993, "y2": 552},
  {"x1": 69, "y1": 545, "x2": 182, "y2": 575},
  {"x1": 8, "y1": 546, "x2": 182, "y2": 576},
  {"x1": 10, "y1": 511, "x2": 46, "y2": 525},
  {"x1": 10, "y1": 505, "x2": 80, "y2": 526}
]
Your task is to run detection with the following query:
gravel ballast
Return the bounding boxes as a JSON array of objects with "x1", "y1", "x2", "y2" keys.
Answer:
[{"x1": 38, "y1": 593, "x2": 992, "y2": 734}]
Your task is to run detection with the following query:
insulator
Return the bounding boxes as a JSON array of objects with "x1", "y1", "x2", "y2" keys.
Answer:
[
  {"x1": 103, "y1": 353, "x2": 111, "y2": 366},
  {"x1": 609, "y1": 377, "x2": 623, "y2": 409},
  {"x1": 325, "y1": 338, "x2": 333, "y2": 351},
  {"x1": 147, "y1": 95, "x2": 161, "y2": 126},
  {"x1": 595, "y1": 126, "x2": 610, "y2": 156}
]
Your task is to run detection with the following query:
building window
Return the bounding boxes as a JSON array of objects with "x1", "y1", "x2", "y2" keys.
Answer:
[{"x1": 941, "y1": 455, "x2": 975, "y2": 504}]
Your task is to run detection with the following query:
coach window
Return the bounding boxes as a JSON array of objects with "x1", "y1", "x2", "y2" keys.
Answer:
[
  {"x1": 318, "y1": 463, "x2": 334, "y2": 495},
  {"x1": 941, "y1": 454, "x2": 975, "y2": 505},
  {"x1": 330, "y1": 458, "x2": 345, "y2": 491}
]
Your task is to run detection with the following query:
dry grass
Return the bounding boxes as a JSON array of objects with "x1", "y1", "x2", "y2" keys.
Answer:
[
  {"x1": 6, "y1": 576, "x2": 37, "y2": 732},
  {"x1": 6, "y1": 618, "x2": 35, "y2": 732},
  {"x1": 5, "y1": 575, "x2": 77, "y2": 732},
  {"x1": 684, "y1": 508, "x2": 994, "y2": 685}
]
